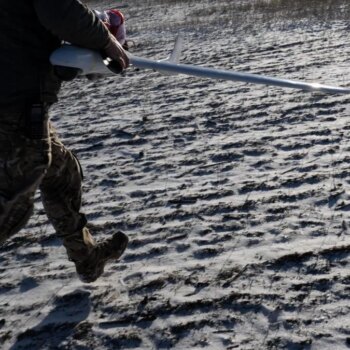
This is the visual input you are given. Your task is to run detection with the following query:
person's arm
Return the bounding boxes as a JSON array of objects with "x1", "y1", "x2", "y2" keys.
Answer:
[{"x1": 33, "y1": 0, "x2": 128, "y2": 68}]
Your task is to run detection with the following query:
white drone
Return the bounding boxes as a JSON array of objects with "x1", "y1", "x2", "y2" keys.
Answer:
[{"x1": 50, "y1": 36, "x2": 350, "y2": 95}]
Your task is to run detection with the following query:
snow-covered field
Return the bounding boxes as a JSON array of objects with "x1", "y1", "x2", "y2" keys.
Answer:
[{"x1": 2, "y1": 0, "x2": 350, "y2": 349}]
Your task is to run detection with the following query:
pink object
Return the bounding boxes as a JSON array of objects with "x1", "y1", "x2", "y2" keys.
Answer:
[{"x1": 95, "y1": 9, "x2": 126, "y2": 45}]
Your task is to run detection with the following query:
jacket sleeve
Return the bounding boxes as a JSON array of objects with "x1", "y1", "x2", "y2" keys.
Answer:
[{"x1": 33, "y1": 0, "x2": 111, "y2": 50}]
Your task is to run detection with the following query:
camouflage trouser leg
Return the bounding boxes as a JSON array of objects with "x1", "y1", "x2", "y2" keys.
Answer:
[
  {"x1": 0, "y1": 109, "x2": 51, "y2": 245},
  {"x1": 40, "y1": 126, "x2": 95, "y2": 261},
  {"x1": 0, "y1": 108, "x2": 94, "y2": 262}
]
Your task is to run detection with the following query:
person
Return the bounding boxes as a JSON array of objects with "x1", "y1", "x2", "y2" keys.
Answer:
[{"x1": 0, "y1": 0, "x2": 130, "y2": 283}]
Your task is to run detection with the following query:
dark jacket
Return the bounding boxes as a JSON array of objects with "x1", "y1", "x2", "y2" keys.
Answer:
[{"x1": 0, "y1": 0, "x2": 111, "y2": 108}]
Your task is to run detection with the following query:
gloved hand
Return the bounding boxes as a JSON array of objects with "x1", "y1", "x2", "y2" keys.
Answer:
[{"x1": 103, "y1": 33, "x2": 129, "y2": 72}]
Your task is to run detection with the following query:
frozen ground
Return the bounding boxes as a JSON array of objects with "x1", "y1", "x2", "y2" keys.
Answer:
[{"x1": 2, "y1": 0, "x2": 350, "y2": 349}]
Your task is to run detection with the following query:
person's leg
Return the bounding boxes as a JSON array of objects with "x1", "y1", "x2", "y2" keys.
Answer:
[
  {"x1": 40, "y1": 125, "x2": 128, "y2": 282},
  {"x1": 39, "y1": 125, "x2": 95, "y2": 261},
  {"x1": 0, "y1": 108, "x2": 51, "y2": 244}
]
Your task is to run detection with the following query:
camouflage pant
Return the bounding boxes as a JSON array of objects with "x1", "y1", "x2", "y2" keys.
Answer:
[{"x1": 0, "y1": 107, "x2": 94, "y2": 261}]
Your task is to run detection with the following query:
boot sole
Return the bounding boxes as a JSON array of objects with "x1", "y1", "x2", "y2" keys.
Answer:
[{"x1": 110, "y1": 231, "x2": 129, "y2": 260}]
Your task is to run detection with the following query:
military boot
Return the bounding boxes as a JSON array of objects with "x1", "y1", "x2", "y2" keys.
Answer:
[
  {"x1": 63, "y1": 228, "x2": 128, "y2": 283},
  {"x1": 73, "y1": 231, "x2": 129, "y2": 283}
]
